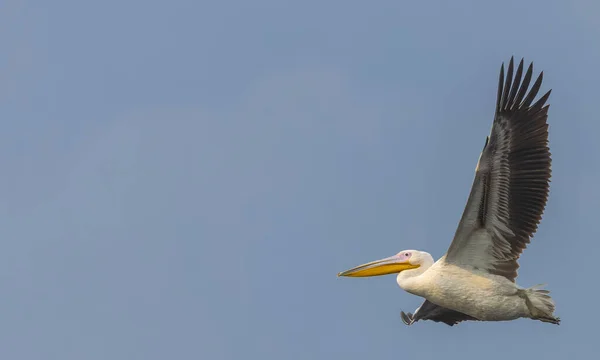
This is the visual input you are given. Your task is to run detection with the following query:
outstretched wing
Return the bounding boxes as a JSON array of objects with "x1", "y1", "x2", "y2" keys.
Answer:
[
  {"x1": 444, "y1": 57, "x2": 552, "y2": 282},
  {"x1": 401, "y1": 300, "x2": 477, "y2": 326}
]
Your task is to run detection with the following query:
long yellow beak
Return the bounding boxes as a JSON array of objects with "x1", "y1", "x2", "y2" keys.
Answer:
[{"x1": 337, "y1": 255, "x2": 420, "y2": 277}]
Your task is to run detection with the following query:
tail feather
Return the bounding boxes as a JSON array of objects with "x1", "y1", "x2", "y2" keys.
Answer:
[{"x1": 523, "y1": 284, "x2": 560, "y2": 325}]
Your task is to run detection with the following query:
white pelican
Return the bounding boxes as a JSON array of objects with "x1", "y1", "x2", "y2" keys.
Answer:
[{"x1": 338, "y1": 57, "x2": 559, "y2": 326}]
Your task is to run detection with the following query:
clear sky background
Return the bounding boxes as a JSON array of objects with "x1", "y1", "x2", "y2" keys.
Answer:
[{"x1": 1, "y1": 0, "x2": 597, "y2": 359}]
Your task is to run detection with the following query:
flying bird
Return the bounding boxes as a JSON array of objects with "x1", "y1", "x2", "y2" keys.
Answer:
[{"x1": 338, "y1": 57, "x2": 558, "y2": 326}]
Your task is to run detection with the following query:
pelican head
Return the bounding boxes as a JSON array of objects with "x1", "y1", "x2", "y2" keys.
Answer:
[{"x1": 337, "y1": 250, "x2": 433, "y2": 278}]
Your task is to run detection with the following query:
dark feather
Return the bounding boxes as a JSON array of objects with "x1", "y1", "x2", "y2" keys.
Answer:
[
  {"x1": 445, "y1": 57, "x2": 552, "y2": 282},
  {"x1": 401, "y1": 300, "x2": 478, "y2": 326}
]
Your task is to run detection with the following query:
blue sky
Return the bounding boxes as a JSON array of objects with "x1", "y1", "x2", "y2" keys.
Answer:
[{"x1": 0, "y1": 0, "x2": 597, "y2": 358}]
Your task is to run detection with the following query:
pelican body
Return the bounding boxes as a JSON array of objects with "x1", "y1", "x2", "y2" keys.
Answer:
[{"x1": 338, "y1": 57, "x2": 559, "y2": 326}]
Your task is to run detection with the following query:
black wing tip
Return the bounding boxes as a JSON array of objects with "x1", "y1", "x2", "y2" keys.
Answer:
[
  {"x1": 497, "y1": 56, "x2": 549, "y2": 113},
  {"x1": 532, "y1": 88, "x2": 552, "y2": 111},
  {"x1": 506, "y1": 56, "x2": 526, "y2": 65},
  {"x1": 537, "y1": 71, "x2": 544, "y2": 84}
]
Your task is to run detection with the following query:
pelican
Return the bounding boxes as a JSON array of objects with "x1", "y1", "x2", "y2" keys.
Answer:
[{"x1": 338, "y1": 57, "x2": 559, "y2": 326}]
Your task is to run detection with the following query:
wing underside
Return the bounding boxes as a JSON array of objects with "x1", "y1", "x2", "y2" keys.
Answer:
[{"x1": 444, "y1": 57, "x2": 552, "y2": 282}]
